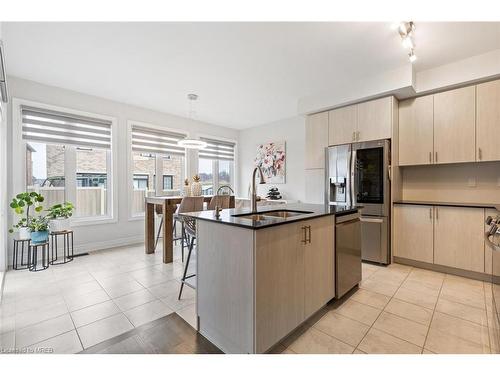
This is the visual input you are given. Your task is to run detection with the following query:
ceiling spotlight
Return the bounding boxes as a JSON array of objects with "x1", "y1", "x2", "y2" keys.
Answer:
[
  {"x1": 409, "y1": 49, "x2": 417, "y2": 63},
  {"x1": 401, "y1": 35, "x2": 414, "y2": 49}
]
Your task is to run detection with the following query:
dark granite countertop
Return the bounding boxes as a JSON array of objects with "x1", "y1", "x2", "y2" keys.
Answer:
[
  {"x1": 394, "y1": 200, "x2": 500, "y2": 210},
  {"x1": 179, "y1": 203, "x2": 360, "y2": 230}
]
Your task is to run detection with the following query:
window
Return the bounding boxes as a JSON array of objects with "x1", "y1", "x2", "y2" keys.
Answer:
[
  {"x1": 130, "y1": 125, "x2": 186, "y2": 215},
  {"x1": 198, "y1": 137, "x2": 235, "y2": 194},
  {"x1": 22, "y1": 105, "x2": 113, "y2": 221}
]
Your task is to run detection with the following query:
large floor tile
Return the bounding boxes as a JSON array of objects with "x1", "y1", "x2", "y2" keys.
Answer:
[
  {"x1": 161, "y1": 288, "x2": 195, "y2": 312},
  {"x1": 393, "y1": 286, "x2": 438, "y2": 310},
  {"x1": 372, "y1": 311, "x2": 428, "y2": 347},
  {"x1": 15, "y1": 314, "x2": 74, "y2": 348},
  {"x1": 100, "y1": 279, "x2": 145, "y2": 299},
  {"x1": 147, "y1": 280, "x2": 182, "y2": 299},
  {"x1": 384, "y1": 298, "x2": 433, "y2": 326},
  {"x1": 77, "y1": 313, "x2": 134, "y2": 349},
  {"x1": 0, "y1": 331, "x2": 15, "y2": 351},
  {"x1": 429, "y1": 311, "x2": 490, "y2": 347},
  {"x1": 71, "y1": 300, "x2": 121, "y2": 328},
  {"x1": 65, "y1": 289, "x2": 110, "y2": 312},
  {"x1": 0, "y1": 313, "x2": 16, "y2": 335},
  {"x1": 358, "y1": 328, "x2": 422, "y2": 354},
  {"x1": 114, "y1": 289, "x2": 157, "y2": 311},
  {"x1": 176, "y1": 303, "x2": 197, "y2": 329},
  {"x1": 314, "y1": 311, "x2": 370, "y2": 347},
  {"x1": 439, "y1": 286, "x2": 486, "y2": 310},
  {"x1": 124, "y1": 300, "x2": 173, "y2": 327},
  {"x1": 15, "y1": 301, "x2": 68, "y2": 330},
  {"x1": 349, "y1": 288, "x2": 391, "y2": 310},
  {"x1": 26, "y1": 330, "x2": 83, "y2": 354},
  {"x1": 59, "y1": 279, "x2": 103, "y2": 299},
  {"x1": 359, "y1": 278, "x2": 400, "y2": 297},
  {"x1": 334, "y1": 299, "x2": 381, "y2": 326},
  {"x1": 287, "y1": 326, "x2": 354, "y2": 354},
  {"x1": 425, "y1": 327, "x2": 490, "y2": 354},
  {"x1": 435, "y1": 298, "x2": 488, "y2": 326}
]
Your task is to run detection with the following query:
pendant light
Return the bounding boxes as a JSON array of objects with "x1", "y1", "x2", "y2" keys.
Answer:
[{"x1": 177, "y1": 94, "x2": 208, "y2": 149}]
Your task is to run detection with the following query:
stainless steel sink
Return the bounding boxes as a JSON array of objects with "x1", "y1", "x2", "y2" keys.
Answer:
[
  {"x1": 260, "y1": 210, "x2": 313, "y2": 218},
  {"x1": 232, "y1": 210, "x2": 313, "y2": 221}
]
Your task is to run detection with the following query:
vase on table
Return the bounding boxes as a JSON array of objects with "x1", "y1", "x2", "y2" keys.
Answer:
[{"x1": 191, "y1": 174, "x2": 202, "y2": 196}]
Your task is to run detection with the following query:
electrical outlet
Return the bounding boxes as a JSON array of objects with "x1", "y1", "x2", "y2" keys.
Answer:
[{"x1": 468, "y1": 177, "x2": 477, "y2": 188}]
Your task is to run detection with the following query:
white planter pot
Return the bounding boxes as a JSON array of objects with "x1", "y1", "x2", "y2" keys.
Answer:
[
  {"x1": 17, "y1": 227, "x2": 31, "y2": 240},
  {"x1": 49, "y1": 218, "x2": 71, "y2": 233},
  {"x1": 191, "y1": 182, "x2": 202, "y2": 196}
]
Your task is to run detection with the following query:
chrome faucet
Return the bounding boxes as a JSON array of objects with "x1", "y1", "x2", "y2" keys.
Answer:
[{"x1": 251, "y1": 166, "x2": 266, "y2": 213}]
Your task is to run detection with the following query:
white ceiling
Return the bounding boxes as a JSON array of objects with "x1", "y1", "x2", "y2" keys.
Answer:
[{"x1": 3, "y1": 22, "x2": 500, "y2": 129}]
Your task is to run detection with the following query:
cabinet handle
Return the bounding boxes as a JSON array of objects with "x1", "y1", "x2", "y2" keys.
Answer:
[
  {"x1": 352, "y1": 132, "x2": 355, "y2": 141},
  {"x1": 435, "y1": 207, "x2": 439, "y2": 220},
  {"x1": 429, "y1": 152, "x2": 432, "y2": 163},
  {"x1": 478, "y1": 148, "x2": 482, "y2": 161},
  {"x1": 307, "y1": 226, "x2": 312, "y2": 244},
  {"x1": 429, "y1": 208, "x2": 432, "y2": 220},
  {"x1": 301, "y1": 226, "x2": 307, "y2": 244},
  {"x1": 356, "y1": 131, "x2": 360, "y2": 141},
  {"x1": 435, "y1": 151, "x2": 438, "y2": 163}
]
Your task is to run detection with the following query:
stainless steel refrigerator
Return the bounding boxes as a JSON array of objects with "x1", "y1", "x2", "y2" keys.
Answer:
[{"x1": 326, "y1": 139, "x2": 391, "y2": 264}]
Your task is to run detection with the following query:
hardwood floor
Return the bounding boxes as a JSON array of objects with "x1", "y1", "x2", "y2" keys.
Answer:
[{"x1": 80, "y1": 313, "x2": 222, "y2": 354}]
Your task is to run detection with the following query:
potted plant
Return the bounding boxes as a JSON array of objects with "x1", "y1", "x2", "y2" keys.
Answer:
[
  {"x1": 28, "y1": 216, "x2": 49, "y2": 244},
  {"x1": 9, "y1": 192, "x2": 44, "y2": 240},
  {"x1": 46, "y1": 202, "x2": 74, "y2": 232}
]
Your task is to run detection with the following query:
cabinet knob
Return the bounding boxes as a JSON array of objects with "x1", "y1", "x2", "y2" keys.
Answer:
[{"x1": 478, "y1": 148, "x2": 482, "y2": 161}]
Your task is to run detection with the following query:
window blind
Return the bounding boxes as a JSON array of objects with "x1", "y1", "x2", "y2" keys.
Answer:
[
  {"x1": 199, "y1": 137, "x2": 235, "y2": 161},
  {"x1": 131, "y1": 125, "x2": 186, "y2": 156},
  {"x1": 22, "y1": 106, "x2": 112, "y2": 149}
]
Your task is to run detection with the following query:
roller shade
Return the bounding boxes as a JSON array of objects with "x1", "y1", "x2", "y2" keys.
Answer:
[
  {"x1": 131, "y1": 125, "x2": 186, "y2": 156},
  {"x1": 22, "y1": 106, "x2": 112, "y2": 149},
  {"x1": 199, "y1": 137, "x2": 235, "y2": 161}
]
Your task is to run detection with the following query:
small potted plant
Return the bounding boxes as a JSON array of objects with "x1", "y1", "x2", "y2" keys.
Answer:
[
  {"x1": 9, "y1": 192, "x2": 44, "y2": 240},
  {"x1": 191, "y1": 174, "x2": 202, "y2": 196},
  {"x1": 28, "y1": 216, "x2": 50, "y2": 244},
  {"x1": 46, "y1": 202, "x2": 74, "y2": 232}
]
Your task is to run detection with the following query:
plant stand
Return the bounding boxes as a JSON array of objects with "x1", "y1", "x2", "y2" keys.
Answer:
[
  {"x1": 50, "y1": 230, "x2": 74, "y2": 265},
  {"x1": 29, "y1": 242, "x2": 49, "y2": 272},
  {"x1": 12, "y1": 238, "x2": 31, "y2": 270}
]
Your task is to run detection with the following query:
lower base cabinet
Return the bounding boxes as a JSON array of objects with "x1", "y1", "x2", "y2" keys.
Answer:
[
  {"x1": 394, "y1": 204, "x2": 486, "y2": 274},
  {"x1": 434, "y1": 206, "x2": 485, "y2": 273}
]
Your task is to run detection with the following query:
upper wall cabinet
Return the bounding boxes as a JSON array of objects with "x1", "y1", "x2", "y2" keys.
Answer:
[
  {"x1": 476, "y1": 80, "x2": 500, "y2": 162},
  {"x1": 433, "y1": 86, "x2": 476, "y2": 164},
  {"x1": 357, "y1": 97, "x2": 393, "y2": 143},
  {"x1": 328, "y1": 105, "x2": 357, "y2": 146},
  {"x1": 305, "y1": 111, "x2": 329, "y2": 169},
  {"x1": 398, "y1": 96, "x2": 434, "y2": 166}
]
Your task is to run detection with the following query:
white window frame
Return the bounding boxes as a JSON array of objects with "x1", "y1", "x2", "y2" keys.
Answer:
[
  {"x1": 196, "y1": 133, "x2": 237, "y2": 195},
  {"x1": 127, "y1": 120, "x2": 188, "y2": 220},
  {"x1": 12, "y1": 98, "x2": 118, "y2": 226}
]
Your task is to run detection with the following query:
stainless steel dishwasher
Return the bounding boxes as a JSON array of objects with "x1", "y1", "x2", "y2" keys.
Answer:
[{"x1": 335, "y1": 212, "x2": 362, "y2": 298}]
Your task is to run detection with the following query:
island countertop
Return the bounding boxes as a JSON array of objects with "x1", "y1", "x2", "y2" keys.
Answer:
[{"x1": 179, "y1": 203, "x2": 360, "y2": 230}]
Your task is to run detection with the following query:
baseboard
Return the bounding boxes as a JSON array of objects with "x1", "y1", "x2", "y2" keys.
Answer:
[
  {"x1": 394, "y1": 256, "x2": 492, "y2": 282},
  {"x1": 7, "y1": 235, "x2": 144, "y2": 269}
]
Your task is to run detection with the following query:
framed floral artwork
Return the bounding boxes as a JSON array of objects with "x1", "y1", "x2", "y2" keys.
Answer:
[{"x1": 254, "y1": 141, "x2": 286, "y2": 184}]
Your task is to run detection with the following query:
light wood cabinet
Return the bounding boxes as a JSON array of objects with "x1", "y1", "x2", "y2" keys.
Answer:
[
  {"x1": 398, "y1": 96, "x2": 434, "y2": 166},
  {"x1": 255, "y1": 222, "x2": 304, "y2": 353},
  {"x1": 476, "y1": 80, "x2": 500, "y2": 162},
  {"x1": 328, "y1": 105, "x2": 357, "y2": 145},
  {"x1": 434, "y1": 206, "x2": 485, "y2": 273},
  {"x1": 304, "y1": 168, "x2": 325, "y2": 204},
  {"x1": 305, "y1": 111, "x2": 329, "y2": 169},
  {"x1": 357, "y1": 96, "x2": 392, "y2": 142},
  {"x1": 433, "y1": 86, "x2": 476, "y2": 164},
  {"x1": 394, "y1": 204, "x2": 434, "y2": 263},
  {"x1": 302, "y1": 215, "x2": 335, "y2": 318}
]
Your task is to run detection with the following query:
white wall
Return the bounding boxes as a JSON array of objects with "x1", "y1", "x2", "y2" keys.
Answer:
[
  {"x1": 6, "y1": 76, "x2": 239, "y2": 263},
  {"x1": 238, "y1": 116, "x2": 305, "y2": 202},
  {"x1": 0, "y1": 21, "x2": 7, "y2": 277}
]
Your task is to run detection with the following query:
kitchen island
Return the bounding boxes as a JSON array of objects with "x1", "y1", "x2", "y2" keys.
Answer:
[{"x1": 180, "y1": 203, "x2": 359, "y2": 354}]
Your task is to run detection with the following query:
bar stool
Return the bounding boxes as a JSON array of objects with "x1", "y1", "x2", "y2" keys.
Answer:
[
  {"x1": 50, "y1": 230, "x2": 74, "y2": 265},
  {"x1": 12, "y1": 238, "x2": 31, "y2": 270},
  {"x1": 207, "y1": 194, "x2": 231, "y2": 210},
  {"x1": 178, "y1": 217, "x2": 197, "y2": 300},
  {"x1": 29, "y1": 241, "x2": 50, "y2": 272}
]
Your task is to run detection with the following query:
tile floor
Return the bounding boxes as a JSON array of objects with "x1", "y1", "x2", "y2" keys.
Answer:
[
  {"x1": 1, "y1": 241, "x2": 499, "y2": 354},
  {"x1": 0, "y1": 241, "x2": 196, "y2": 353},
  {"x1": 278, "y1": 263, "x2": 500, "y2": 354}
]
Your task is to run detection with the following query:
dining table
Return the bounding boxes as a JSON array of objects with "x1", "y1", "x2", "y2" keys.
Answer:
[{"x1": 144, "y1": 195, "x2": 235, "y2": 264}]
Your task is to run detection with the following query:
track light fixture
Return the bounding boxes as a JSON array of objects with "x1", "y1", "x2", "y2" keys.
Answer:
[{"x1": 396, "y1": 21, "x2": 417, "y2": 63}]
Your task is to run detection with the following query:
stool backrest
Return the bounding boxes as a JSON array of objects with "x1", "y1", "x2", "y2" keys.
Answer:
[
  {"x1": 207, "y1": 195, "x2": 231, "y2": 210},
  {"x1": 178, "y1": 196, "x2": 205, "y2": 213}
]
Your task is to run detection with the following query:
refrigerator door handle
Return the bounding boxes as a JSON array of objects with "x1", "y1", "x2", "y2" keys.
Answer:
[{"x1": 350, "y1": 148, "x2": 356, "y2": 206}]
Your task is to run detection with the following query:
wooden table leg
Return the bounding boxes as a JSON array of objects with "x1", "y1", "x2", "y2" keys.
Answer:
[
  {"x1": 145, "y1": 202, "x2": 155, "y2": 254},
  {"x1": 163, "y1": 200, "x2": 174, "y2": 263}
]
